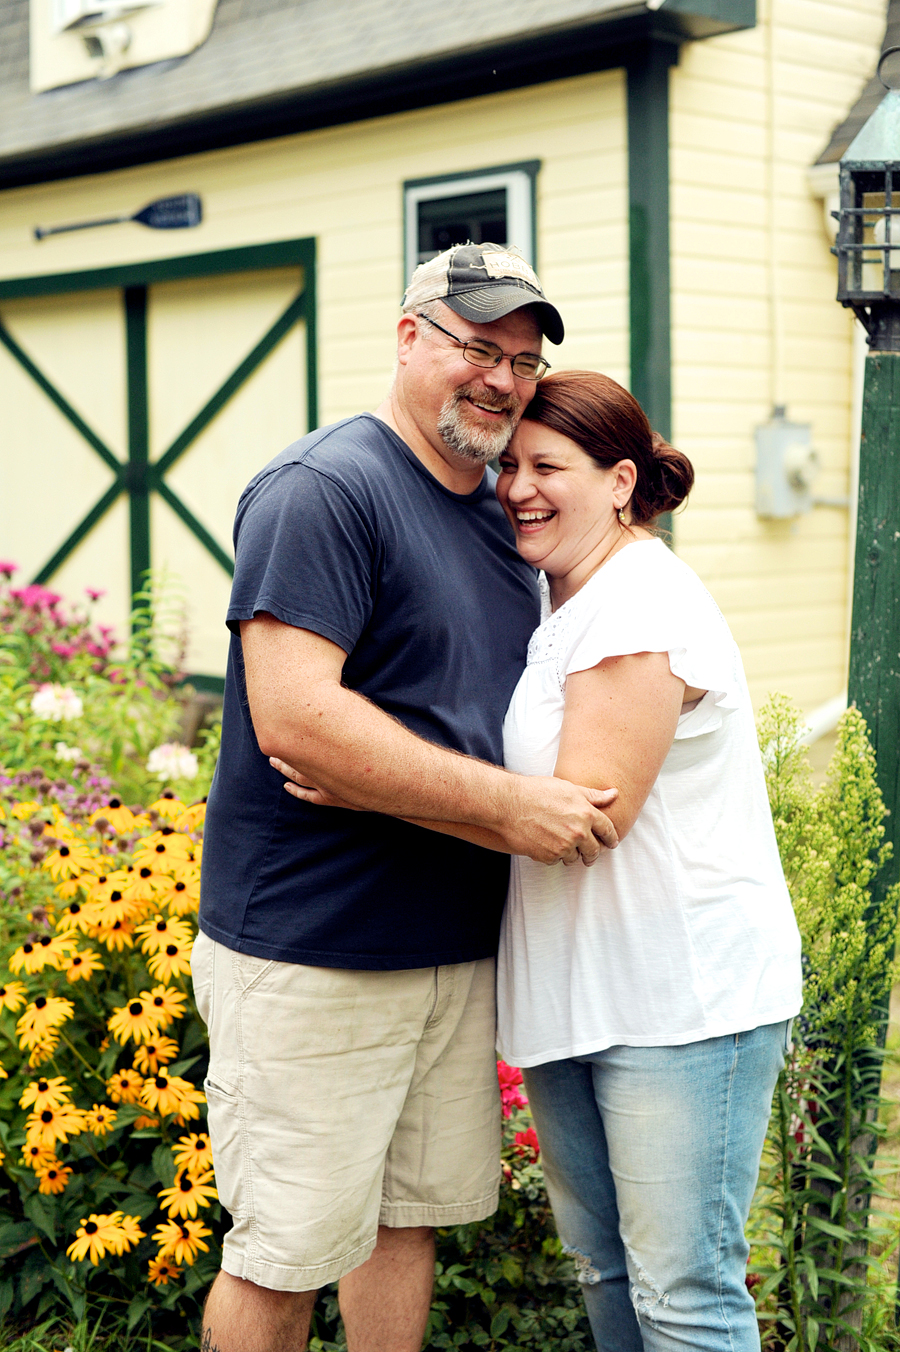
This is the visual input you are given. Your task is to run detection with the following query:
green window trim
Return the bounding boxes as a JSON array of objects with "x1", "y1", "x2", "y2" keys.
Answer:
[{"x1": 0, "y1": 238, "x2": 317, "y2": 594}]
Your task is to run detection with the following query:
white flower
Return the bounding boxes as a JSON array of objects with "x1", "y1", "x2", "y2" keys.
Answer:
[
  {"x1": 54, "y1": 741, "x2": 83, "y2": 763},
  {"x1": 30, "y1": 683, "x2": 83, "y2": 722},
  {"x1": 147, "y1": 742, "x2": 198, "y2": 782}
]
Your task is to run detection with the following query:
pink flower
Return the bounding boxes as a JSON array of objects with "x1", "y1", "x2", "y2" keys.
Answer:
[
  {"x1": 497, "y1": 1060, "x2": 528, "y2": 1118},
  {"x1": 0, "y1": 560, "x2": 17, "y2": 577},
  {"x1": 50, "y1": 642, "x2": 77, "y2": 658},
  {"x1": 514, "y1": 1127, "x2": 540, "y2": 1159},
  {"x1": 85, "y1": 588, "x2": 106, "y2": 601},
  {"x1": 9, "y1": 584, "x2": 61, "y2": 609}
]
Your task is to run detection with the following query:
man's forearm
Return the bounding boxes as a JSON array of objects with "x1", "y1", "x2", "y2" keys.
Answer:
[{"x1": 255, "y1": 672, "x2": 514, "y2": 829}]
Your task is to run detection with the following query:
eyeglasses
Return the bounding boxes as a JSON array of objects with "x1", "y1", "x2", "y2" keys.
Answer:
[{"x1": 416, "y1": 312, "x2": 550, "y2": 382}]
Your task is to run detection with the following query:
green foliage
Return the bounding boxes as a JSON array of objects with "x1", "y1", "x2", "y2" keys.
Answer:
[{"x1": 751, "y1": 696, "x2": 900, "y2": 1351}]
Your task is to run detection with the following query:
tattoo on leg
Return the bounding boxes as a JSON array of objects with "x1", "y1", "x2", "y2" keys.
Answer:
[{"x1": 201, "y1": 1330, "x2": 219, "y2": 1352}]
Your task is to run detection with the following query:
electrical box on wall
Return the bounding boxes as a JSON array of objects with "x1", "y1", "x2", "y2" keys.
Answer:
[{"x1": 755, "y1": 407, "x2": 820, "y2": 519}]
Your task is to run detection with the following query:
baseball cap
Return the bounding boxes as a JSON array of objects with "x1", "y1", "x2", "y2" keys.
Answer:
[{"x1": 402, "y1": 242, "x2": 565, "y2": 345}]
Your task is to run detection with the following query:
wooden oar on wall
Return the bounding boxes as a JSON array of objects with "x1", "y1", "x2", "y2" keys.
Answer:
[{"x1": 34, "y1": 193, "x2": 202, "y2": 240}]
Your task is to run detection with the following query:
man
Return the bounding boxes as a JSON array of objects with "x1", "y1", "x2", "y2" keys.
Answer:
[{"x1": 194, "y1": 243, "x2": 617, "y2": 1352}]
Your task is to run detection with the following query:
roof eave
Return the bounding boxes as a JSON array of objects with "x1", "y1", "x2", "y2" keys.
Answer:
[{"x1": 0, "y1": 2, "x2": 755, "y2": 190}]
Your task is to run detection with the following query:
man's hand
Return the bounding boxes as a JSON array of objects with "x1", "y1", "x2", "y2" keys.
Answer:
[{"x1": 267, "y1": 755, "x2": 618, "y2": 865}]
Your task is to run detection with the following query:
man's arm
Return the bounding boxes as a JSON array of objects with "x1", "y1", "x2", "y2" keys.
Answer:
[{"x1": 241, "y1": 613, "x2": 617, "y2": 865}]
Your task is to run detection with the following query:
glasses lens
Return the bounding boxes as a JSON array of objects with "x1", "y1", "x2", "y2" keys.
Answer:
[
  {"x1": 510, "y1": 354, "x2": 548, "y2": 381},
  {"x1": 462, "y1": 342, "x2": 502, "y2": 369}
]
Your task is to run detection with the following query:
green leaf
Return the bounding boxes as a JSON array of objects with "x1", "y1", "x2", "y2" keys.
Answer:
[
  {"x1": 119, "y1": 1191, "x2": 160, "y2": 1220},
  {"x1": 22, "y1": 1192, "x2": 56, "y2": 1243},
  {"x1": 0, "y1": 1278, "x2": 13, "y2": 1320},
  {"x1": 0, "y1": 1220, "x2": 38, "y2": 1258},
  {"x1": 127, "y1": 1293, "x2": 153, "y2": 1331},
  {"x1": 490, "y1": 1307, "x2": 512, "y2": 1338},
  {"x1": 152, "y1": 1142, "x2": 176, "y2": 1188}
]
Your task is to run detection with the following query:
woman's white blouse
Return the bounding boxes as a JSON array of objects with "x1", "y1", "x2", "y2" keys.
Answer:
[{"x1": 497, "y1": 539, "x2": 802, "y2": 1068}]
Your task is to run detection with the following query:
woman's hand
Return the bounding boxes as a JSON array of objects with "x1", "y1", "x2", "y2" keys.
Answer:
[{"x1": 268, "y1": 756, "x2": 364, "y2": 811}]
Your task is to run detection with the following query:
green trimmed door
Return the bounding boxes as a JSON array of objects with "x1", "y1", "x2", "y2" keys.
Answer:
[{"x1": 0, "y1": 240, "x2": 316, "y2": 683}]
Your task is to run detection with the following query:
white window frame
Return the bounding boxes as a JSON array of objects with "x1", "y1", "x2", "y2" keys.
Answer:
[{"x1": 403, "y1": 162, "x2": 540, "y2": 283}]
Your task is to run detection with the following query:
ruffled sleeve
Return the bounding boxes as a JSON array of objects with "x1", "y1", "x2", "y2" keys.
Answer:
[{"x1": 557, "y1": 540, "x2": 745, "y2": 737}]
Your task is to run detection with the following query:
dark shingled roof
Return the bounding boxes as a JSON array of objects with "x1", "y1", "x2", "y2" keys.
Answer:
[
  {"x1": 0, "y1": 0, "x2": 755, "y2": 185},
  {"x1": 816, "y1": 0, "x2": 900, "y2": 164}
]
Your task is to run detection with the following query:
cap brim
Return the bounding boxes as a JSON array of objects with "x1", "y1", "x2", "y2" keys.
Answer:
[{"x1": 442, "y1": 285, "x2": 565, "y2": 345}]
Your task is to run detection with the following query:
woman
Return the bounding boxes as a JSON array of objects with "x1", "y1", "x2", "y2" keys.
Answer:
[{"x1": 494, "y1": 370, "x2": 802, "y2": 1352}]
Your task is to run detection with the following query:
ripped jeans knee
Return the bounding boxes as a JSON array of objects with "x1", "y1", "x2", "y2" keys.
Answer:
[
  {"x1": 625, "y1": 1243, "x2": 671, "y2": 1328},
  {"x1": 563, "y1": 1242, "x2": 604, "y2": 1286}
]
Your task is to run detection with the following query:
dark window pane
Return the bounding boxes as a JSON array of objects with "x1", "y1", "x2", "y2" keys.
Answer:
[{"x1": 417, "y1": 189, "x2": 508, "y2": 262}]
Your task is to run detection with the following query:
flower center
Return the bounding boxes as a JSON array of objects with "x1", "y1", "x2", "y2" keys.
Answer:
[
  {"x1": 109, "y1": 798, "x2": 121, "y2": 809},
  {"x1": 41, "y1": 1109, "x2": 53, "y2": 1122},
  {"x1": 140, "y1": 868, "x2": 152, "y2": 878},
  {"x1": 35, "y1": 996, "x2": 47, "y2": 1008},
  {"x1": 39, "y1": 936, "x2": 51, "y2": 947},
  {"x1": 166, "y1": 945, "x2": 178, "y2": 956},
  {"x1": 175, "y1": 882, "x2": 185, "y2": 892},
  {"x1": 85, "y1": 1221, "x2": 98, "y2": 1233},
  {"x1": 110, "y1": 891, "x2": 122, "y2": 901},
  {"x1": 155, "y1": 1075, "x2": 167, "y2": 1088},
  {"x1": 59, "y1": 845, "x2": 70, "y2": 857},
  {"x1": 179, "y1": 1176, "x2": 192, "y2": 1192},
  {"x1": 129, "y1": 1001, "x2": 143, "y2": 1016}
]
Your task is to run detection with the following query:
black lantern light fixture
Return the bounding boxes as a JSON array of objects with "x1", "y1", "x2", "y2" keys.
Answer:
[{"x1": 834, "y1": 48, "x2": 900, "y2": 349}]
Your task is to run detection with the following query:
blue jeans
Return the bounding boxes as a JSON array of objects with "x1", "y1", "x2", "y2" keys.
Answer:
[{"x1": 522, "y1": 1021, "x2": 789, "y2": 1352}]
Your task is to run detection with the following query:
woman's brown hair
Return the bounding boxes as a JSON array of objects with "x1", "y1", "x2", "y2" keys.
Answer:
[{"x1": 521, "y1": 371, "x2": 694, "y2": 526}]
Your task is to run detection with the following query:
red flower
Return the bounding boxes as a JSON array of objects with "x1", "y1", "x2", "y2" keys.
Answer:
[
  {"x1": 497, "y1": 1060, "x2": 528, "y2": 1118},
  {"x1": 514, "y1": 1127, "x2": 540, "y2": 1159}
]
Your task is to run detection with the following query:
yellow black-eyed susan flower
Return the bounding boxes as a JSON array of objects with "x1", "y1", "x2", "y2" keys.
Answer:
[
  {"x1": 148, "y1": 1255, "x2": 182, "y2": 1286},
  {"x1": 90, "y1": 800, "x2": 137, "y2": 834},
  {"x1": 9, "y1": 937, "x2": 62, "y2": 975},
  {"x1": 148, "y1": 796, "x2": 186, "y2": 822},
  {"x1": 43, "y1": 840, "x2": 97, "y2": 881},
  {"x1": 140, "y1": 1069, "x2": 204, "y2": 1119},
  {"x1": 67, "y1": 1212, "x2": 140, "y2": 1264},
  {"x1": 143, "y1": 985, "x2": 188, "y2": 1026},
  {"x1": 37, "y1": 1161, "x2": 72, "y2": 1195},
  {"x1": 19, "y1": 1075, "x2": 72, "y2": 1112},
  {"x1": 175, "y1": 801, "x2": 206, "y2": 833},
  {"x1": 157, "y1": 1169, "x2": 217, "y2": 1219},
  {"x1": 132, "y1": 1035, "x2": 179, "y2": 1075},
  {"x1": 108, "y1": 996, "x2": 161, "y2": 1045},
  {"x1": 65, "y1": 948, "x2": 105, "y2": 983},
  {"x1": 172, "y1": 1131, "x2": 214, "y2": 1178},
  {"x1": 25, "y1": 1101, "x2": 85, "y2": 1149},
  {"x1": 135, "y1": 914, "x2": 193, "y2": 955},
  {"x1": 108, "y1": 1212, "x2": 145, "y2": 1254},
  {"x1": 155, "y1": 873, "x2": 200, "y2": 916},
  {"x1": 83, "y1": 1104, "x2": 118, "y2": 1136},
  {"x1": 17, "y1": 995, "x2": 75, "y2": 1048},
  {"x1": 21, "y1": 1142, "x2": 57, "y2": 1171},
  {"x1": 55, "y1": 899, "x2": 95, "y2": 935},
  {"x1": 152, "y1": 1217, "x2": 212, "y2": 1266},
  {"x1": 135, "y1": 831, "x2": 194, "y2": 871},
  {"x1": 0, "y1": 980, "x2": 27, "y2": 1013},
  {"x1": 9, "y1": 800, "x2": 41, "y2": 819},
  {"x1": 27, "y1": 1035, "x2": 60, "y2": 1069},
  {"x1": 147, "y1": 939, "x2": 193, "y2": 981},
  {"x1": 106, "y1": 1068, "x2": 144, "y2": 1104},
  {"x1": 94, "y1": 916, "x2": 136, "y2": 951}
]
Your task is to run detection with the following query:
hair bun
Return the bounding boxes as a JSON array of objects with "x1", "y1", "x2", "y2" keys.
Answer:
[{"x1": 646, "y1": 432, "x2": 694, "y2": 517}]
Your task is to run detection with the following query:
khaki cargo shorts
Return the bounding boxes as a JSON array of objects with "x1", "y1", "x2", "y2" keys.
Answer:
[{"x1": 191, "y1": 931, "x2": 501, "y2": 1291}]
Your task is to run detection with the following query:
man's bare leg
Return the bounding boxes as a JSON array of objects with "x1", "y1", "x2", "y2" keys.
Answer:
[
  {"x1": 339, "y1": 1225, "x2": 435, "y2": 1352},
  {"x1": 201, "y1": 1271, "x2": 318, "y2": 1352}
]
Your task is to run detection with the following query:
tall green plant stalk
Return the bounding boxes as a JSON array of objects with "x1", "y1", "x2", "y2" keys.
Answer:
[{"x1": 751, "y1": 697, "x2": 900, "y2": 1352}]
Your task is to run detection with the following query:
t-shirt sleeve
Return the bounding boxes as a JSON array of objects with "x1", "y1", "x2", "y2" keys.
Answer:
[
  {"x1": 560, "y1": 545, "x2": 745, "y2": 732},
  {"x1": 226, "y1": 462, "x2": 376, "y2": 653}
]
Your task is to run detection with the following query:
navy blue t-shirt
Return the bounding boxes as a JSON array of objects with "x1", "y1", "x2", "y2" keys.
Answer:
[{"x1": 199, "y1": 414, "x2": 540, "y2": 969}]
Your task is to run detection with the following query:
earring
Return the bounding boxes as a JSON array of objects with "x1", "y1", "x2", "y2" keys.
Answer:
[{"x1": 617, "y1": 507, "x2": 626, "y2": 523}]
